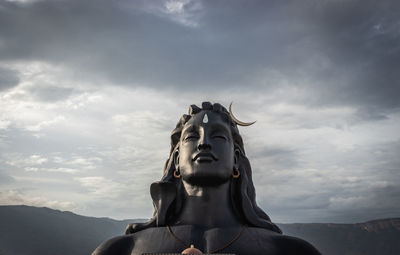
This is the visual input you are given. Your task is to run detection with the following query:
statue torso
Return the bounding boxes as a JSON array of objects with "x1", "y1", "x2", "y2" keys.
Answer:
[{"x1": 93, "y1": 225, "x2": 320, "y2": 255}]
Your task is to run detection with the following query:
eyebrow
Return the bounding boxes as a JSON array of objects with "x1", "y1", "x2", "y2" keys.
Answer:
[{"x1": 182, "y1": 124, "x2": 198, "y2": 134}]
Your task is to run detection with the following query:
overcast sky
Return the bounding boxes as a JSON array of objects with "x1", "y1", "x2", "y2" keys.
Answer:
[{"x1": 0, "y1": 0, "x2": 399, "y2": 224}]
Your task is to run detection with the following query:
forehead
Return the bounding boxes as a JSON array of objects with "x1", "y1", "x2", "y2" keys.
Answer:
[{"x1": 183, "y1": 111, "x2": 231, "y2": 132}]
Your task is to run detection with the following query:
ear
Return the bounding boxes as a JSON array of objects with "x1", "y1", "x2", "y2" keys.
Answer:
[
  {"x1": 173, "y1": 149, "x2": 179, "y2": 169},
  {"x1": 234, "y1": 148, "x2": 240, "y2": 168}
]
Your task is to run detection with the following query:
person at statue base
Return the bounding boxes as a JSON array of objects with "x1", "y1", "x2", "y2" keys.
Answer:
[{"x1": 92, "y1": 102, "x2": 321, "y2": 255}]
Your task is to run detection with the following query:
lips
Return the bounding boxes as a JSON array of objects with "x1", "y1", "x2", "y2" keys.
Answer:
[{"x1": 193, "y1": 152, "x2": 218, "y2": 162}]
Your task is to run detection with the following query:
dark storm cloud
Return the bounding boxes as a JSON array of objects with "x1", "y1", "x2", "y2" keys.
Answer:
[
  {"x1": 298, "y1": 0, "x2": 400, "y2": 111},
  {"x1": 199, "y1": 0, "x2": 400, "y2": 109},
  {"x1": 1, "y1": 0, "x2": 399, "y2": 112},
  {"x1": 0, "y1": 67, "x2": 19, "y2": 91},
  {"x1": 0, "y1": 0, "x2": 210, "y2": 86}
]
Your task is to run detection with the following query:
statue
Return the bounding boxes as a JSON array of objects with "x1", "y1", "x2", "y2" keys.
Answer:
[{"x1": 92, "y1": 102, "x2": 321, "y2": 255}]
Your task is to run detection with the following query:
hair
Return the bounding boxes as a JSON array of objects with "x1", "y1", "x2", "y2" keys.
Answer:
[{"x1": 126, "y1": 102, "x2": 282, "y2": 234}]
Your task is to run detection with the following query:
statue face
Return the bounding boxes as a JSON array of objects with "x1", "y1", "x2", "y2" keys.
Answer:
[{"x1": 177, "y1": 111, "x2": 235, "y2": 186}]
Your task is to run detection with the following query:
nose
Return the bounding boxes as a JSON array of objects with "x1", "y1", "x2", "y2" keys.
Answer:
[
  {"x1": 198, "y1": 142, "x2": 211, "y2": 151},
  {"x1": 197, "y1": 134, "x2": 211, "y2": 151}
]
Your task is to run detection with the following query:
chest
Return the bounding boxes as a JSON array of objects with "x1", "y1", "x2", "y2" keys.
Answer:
[{"x1": 130, "y1": 227, "x2": 280, "y2": 255}]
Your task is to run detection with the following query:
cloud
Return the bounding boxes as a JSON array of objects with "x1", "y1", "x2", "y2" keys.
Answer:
[
  {"x1": 1, "y1": 0, "x2": 399, "y2": 113},
  {"x1": 248, "y1": 144, "x2": 300, "y2": 170},
  {"x1": 0, "y1": 67, "x2": 19, "y2": 91},
  {"x1": 0, "y1": 189, "x2": 77, "y2": 211},
  {"x1": 75, "y1": 176, "x2": 126, "y2": 198},
  {"x1": 0, "y1": 0, "x2": 399, "y2": 222},
  {"x1": 28, "y1": 86, "x2": 76, "y2": 102},
  {"x1": 3, "y1": 0, "x2": 41, "y2": 3},
  {"x1": 0, "y1": 61, "x2": 83, "y2": 102},
  {"x1": 165, "y1": 1, "x2": 185, "y2": 14},
  {"x1": 6, "y1": 154, "x2": 48, "y2": 166},
  {"x1": 163, "y1": 0, "x2": 202, "y2": 27},
  {"x1": 74, "y1": 175, "x2": 153, "y2": 218},
  {"x1": 253, "y1": 138, "x2": 400, "y2": 223},
  {"x1": 24, "y1": 167, "x2": 79, "y2": 174},
  {"x1": 2, "y1": 152, "x2": 103, "y2": 175},
  {"x1": 0, "y1": 172, "x2": 15, "y2": 184},
  {"x1": 0, "y1": 119, "x2": 11, "y2": 130},
  {"x1": 25, "y1": 115, "x2": 66, "y2": 131}
]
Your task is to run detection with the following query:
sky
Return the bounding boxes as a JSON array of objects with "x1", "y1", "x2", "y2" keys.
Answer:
[{"x1": 0, "y1": 0, "x2": 399, "y2": 224}]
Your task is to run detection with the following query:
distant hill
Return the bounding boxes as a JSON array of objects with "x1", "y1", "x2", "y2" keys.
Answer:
[
  {"x1": 0, "y1": 205, "x2": 140, "y2": 255},
  {"x1": 279, "y1": 219, "x2": 400, "y2": 255},
  {"x1": 0, "y1": 205, "x2": 399, "y2": 255}
]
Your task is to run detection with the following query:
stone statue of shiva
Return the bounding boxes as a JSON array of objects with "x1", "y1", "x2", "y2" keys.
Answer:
[{"x1": 92, "y1": 102, "x2": 321, "y2": 255}]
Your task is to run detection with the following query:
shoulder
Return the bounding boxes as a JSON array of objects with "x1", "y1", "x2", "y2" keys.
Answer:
[
  {"x1": 91, "y1": 235, "x2": 134, "y2": 255},
  {"x1": 273, "y1": 234, "x2": 321, "y2": 255}
]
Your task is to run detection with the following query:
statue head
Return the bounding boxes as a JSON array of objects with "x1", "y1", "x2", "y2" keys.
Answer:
[
  {"x1": 174, "y1": 104, "x2": 238, "y2": 186},
  {"x1": 126, "y1": 102, "x2": 281, "y2": 234}
]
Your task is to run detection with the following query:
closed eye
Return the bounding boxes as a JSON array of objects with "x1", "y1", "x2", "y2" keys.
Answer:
[
  {"x1": 184, "y1": 133, "x2": 199, "y2": 140},
  {"x1": 212, "y1": 135, "x2": 227, "y2": 140}
]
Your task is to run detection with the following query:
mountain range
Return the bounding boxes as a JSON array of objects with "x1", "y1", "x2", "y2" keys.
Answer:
[{"x1": 0, "y1": 205, "x2": 399, "y2": 255}]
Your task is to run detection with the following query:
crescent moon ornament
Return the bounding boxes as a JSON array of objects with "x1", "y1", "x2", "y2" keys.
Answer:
[{"x1": 229, "y1": 102, "x2": 256, "y2": 126}]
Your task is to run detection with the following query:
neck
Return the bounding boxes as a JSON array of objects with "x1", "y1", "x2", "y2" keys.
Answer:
[{"x1": 174, "y1": 180, "x2": 241, "y2": 228}]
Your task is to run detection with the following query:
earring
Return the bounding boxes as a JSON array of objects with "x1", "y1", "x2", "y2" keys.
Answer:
[
  {"x1": 174, "y1": 168, "x2": 181, "y2": 178},
  {"x1": 232, "y1": 167, "x2": 240, "y2": 178}
]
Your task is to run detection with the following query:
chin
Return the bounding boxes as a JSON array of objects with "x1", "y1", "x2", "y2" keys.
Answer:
[{"x1": 183, "y1": 172, "x2": 230, "y2": 186}]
